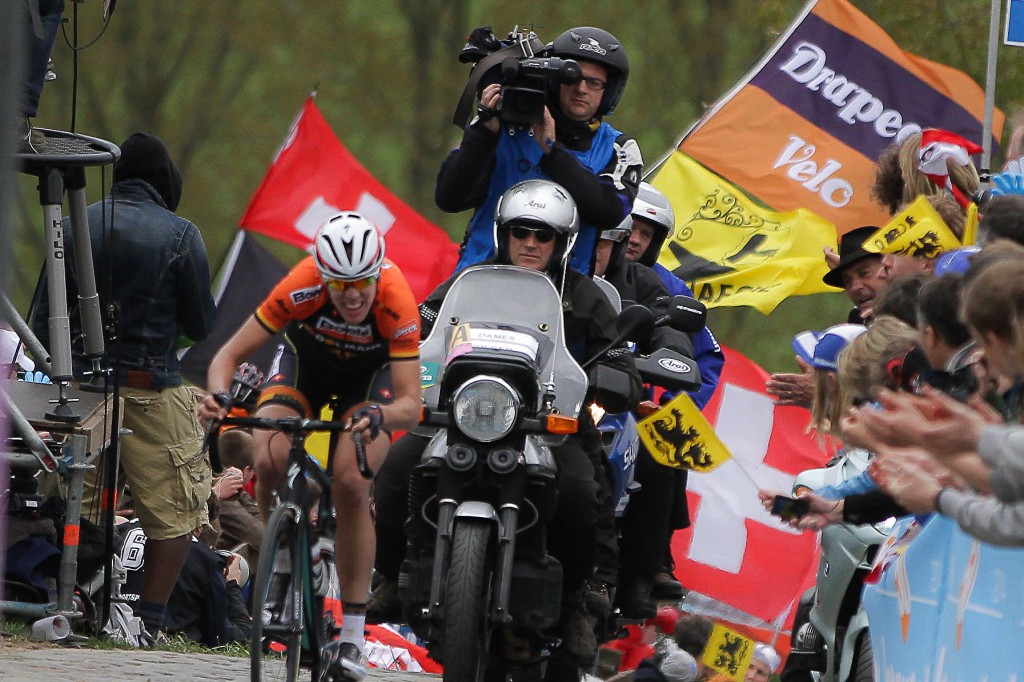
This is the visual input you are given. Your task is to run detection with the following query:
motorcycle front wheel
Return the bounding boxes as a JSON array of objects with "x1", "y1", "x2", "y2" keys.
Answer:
[
  {"x1": 851, "y1": 630, "x2": 874, "y2": 682},
  {"x1": 442, "y1": 519, "x2": 493, "y2": 682}
]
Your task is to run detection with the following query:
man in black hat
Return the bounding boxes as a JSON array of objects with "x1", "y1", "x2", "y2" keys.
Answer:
[{"x1": 766, "y1": 226, "x2": 884, "y2": 407}]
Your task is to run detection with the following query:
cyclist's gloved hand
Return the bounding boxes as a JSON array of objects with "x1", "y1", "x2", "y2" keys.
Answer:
[{"x1": 350, "y1": 404, "x2": 384, "y2": 440}]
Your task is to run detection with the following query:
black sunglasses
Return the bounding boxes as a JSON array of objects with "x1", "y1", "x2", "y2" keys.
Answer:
[{"x1": 510, "y1": 225, "x2": 556, "y2": 243}]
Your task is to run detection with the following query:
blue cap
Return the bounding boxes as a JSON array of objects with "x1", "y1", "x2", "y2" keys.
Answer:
[
  {"x1": 792, "y1": 330, "x2": 822, "y2": 366},
  {"x1": 933, "y1": 246, "x2": 980, "y2": 277},
  {"x1": 812, "y1": 323, "x2": 866, "y2": 371}
]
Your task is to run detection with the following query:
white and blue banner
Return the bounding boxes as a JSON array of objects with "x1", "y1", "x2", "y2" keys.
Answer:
[{"x1": 862, "y1": 514, "x2": 1024, "y2": 680}]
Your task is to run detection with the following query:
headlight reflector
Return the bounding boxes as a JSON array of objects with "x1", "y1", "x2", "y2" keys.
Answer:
[{"x1": 452, "y1": 376, "x2": 520, "y2": 442}]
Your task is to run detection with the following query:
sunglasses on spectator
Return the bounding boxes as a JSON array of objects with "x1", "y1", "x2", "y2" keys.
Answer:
[
  {"x1": 510, "y1": 225, "x2": 556, "y2": 243},
  {"x1": 325, "y1": 275, "x2": 378, "y2": 291}
]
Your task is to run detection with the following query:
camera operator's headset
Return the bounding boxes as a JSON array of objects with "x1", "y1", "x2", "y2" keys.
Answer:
[{"x1": 452, "y1": 34, "x2": 546, "y2": 129}]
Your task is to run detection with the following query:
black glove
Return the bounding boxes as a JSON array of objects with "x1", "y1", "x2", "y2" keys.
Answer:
[
  {"x1": 230, "y1": 362, "x2": 265, "y2": 413},
  {"x1": 350, "y1": 404, "x2": 384, "y2": 440}
]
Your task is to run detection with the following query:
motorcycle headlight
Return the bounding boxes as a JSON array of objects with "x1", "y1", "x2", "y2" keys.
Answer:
[{"x1": 452, "y1": 376, "x2": 520, "y2": 443}]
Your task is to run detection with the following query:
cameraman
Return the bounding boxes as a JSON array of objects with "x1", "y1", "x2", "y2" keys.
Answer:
[{"x1": 437, "y1": 26, "x2": 643, "y2": 276}]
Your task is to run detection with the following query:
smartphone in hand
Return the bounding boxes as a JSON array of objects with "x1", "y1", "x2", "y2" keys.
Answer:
[{"x1": 771, "y1": 495, "x2": 810, "y2": 522}]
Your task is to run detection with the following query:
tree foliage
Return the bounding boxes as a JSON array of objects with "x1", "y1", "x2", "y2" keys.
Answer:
[{"x1": 9, "y1": 0, "x2": 1023, "y2": 369}]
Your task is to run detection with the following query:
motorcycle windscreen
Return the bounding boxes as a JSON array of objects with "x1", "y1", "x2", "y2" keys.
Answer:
[{"x1": 418, "y1": 265, "x2": 588, "y2": 421}]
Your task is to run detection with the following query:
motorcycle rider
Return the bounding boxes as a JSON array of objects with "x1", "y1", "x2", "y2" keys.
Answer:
[
  {"x1": 372, "y1": 178, "x2": 642, "y2": 668},
  {"x1": 592, "y1": 221, "x2": 696, "y2": 618},
  {"x1": 622, "y1": 182, "x2": 726, "y2": 601},
  {"x1": 436, "y1": 26, "x2": 643, "y2": 276}
]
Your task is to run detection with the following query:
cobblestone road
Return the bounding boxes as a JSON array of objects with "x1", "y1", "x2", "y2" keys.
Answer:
[{"x1": 0, "y1": 641, "x2": 436, "y2": 681}]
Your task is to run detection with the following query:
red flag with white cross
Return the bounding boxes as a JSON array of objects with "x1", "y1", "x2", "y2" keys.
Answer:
[
  {"x1": 671, "y1": 347, "x2": 823, "y2": 625},
  {"x1": 239, "y1": 95, "x2": 459, "y2": 302}
]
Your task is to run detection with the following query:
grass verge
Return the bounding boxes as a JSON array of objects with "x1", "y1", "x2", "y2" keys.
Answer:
[{"x1": 0, "y1": 616, "x2": 248, "y2": 658}]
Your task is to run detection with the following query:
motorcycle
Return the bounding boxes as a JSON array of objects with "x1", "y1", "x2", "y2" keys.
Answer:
[
  {"x1": 397, "y1": 266, "x2": 701, "y2": 681},
  {"x1": 785, "y1": 448, "x2": 894, "y2": 682}
]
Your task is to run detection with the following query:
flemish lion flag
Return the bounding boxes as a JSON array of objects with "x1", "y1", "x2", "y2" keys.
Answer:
[
  {"x1": 652, "y1": 152, "x2": 837, "y2": 314},
  {"x1": 637, "y1": 392, "x2": 732, "y2": 472},
  {"x1": 702, "y1": 623, "x2": 756, "y2": 682},
  {"x1": 862, "y1": 194, "x2": 961, "y2": 257}
]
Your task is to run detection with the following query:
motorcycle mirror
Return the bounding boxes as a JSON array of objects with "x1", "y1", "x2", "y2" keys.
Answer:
[
  {"x1": 655, "y1": 295, "x2": 706, "y2": 333},
  {"x1": 581, "y1": 303, "x2": 654, "y2": 371},
  {"x1": 617, "y1": 304, "x2": 656, "y2": 342}
]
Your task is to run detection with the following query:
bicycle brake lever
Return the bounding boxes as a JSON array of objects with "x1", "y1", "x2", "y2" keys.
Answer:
[{"x1": 353, "y1": 431, "x2": 372, "y2": 479}]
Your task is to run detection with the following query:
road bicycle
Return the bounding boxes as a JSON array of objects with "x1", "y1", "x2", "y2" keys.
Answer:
[{"x1": 210, "y1": 411, "x2": 369, "y2": 682}]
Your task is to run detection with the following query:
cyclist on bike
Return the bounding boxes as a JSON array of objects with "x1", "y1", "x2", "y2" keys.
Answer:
[{"x1": 198, "y1": 212, "x2": 422, "y2": 679}]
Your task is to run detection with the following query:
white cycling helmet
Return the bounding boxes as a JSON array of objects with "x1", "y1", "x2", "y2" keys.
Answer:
[
  {"x1": 313, "y1": 212, "x2": 386, "y2": 281},
  {"x1": 631, "y1": 182, "x2": 676, "y2": 266}
]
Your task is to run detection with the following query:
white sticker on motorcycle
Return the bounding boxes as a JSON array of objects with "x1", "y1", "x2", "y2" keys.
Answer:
[{"x1": 468, "y1": 328, "x2": 540, "y2": 360}]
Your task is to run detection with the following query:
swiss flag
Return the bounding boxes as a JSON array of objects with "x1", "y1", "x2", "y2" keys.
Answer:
[
  {"x1": 672, "y1": 347, "x2": 823, "y2": 625},
  {"x1": 239, "y1": 95, "x2": 459, "y2": 301}
]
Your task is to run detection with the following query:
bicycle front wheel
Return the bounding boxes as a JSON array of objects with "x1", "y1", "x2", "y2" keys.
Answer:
[{"x1": 251, "y1": 505, "x2": 304, "y2": 682}]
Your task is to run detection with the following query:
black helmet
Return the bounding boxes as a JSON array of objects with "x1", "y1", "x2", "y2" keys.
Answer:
[{"x1": 549, "y1": 27, "x2": 629, "y2": 116}]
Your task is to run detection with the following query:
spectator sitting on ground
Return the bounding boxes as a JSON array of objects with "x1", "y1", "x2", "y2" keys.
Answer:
[
  {"x1": 213, "y1": 429, "x2": 264, "y2": 567},
  {"x1": 673, "y1": 613, "x2": 714, "y2": 681},
  {"x1": 705, "y1": 641, "x2": 780, "y2": 682},
  {"x1": 634, "y1": 638, "x2": 699, "y2": 682},
  {"x1": 163, "y1": 494, "x2": 253, "y2": 647},
  {"x1": 746, "y1": 643, "x2": 781, "y2": 682}
]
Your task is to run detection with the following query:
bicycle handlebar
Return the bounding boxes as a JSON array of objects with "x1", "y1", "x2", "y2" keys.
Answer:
[
  {"x1": 216, "y1": 414, "x2": 353, "y2": 434},
  {"x1": 207, "y1": 414, "x2": 373, "y2": 479}
]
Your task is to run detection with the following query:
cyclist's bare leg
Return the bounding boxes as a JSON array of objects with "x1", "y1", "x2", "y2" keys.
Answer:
[
  {"x1": 252, "y1": 403, "x2": 302, "y2": 520},
  {"x1": 331, "y1": 428, "x2": 389, "y2": 643}
]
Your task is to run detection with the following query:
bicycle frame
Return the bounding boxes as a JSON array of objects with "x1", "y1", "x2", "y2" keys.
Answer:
[{"x1": 211, "y1": 414, "x2": 360, "y2": 682}]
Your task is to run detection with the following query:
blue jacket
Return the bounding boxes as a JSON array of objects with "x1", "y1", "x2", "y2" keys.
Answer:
[
  {"x1": 653, "y1": 263, "x2": 724, "y2": 410},
  {"x1": 456, "y1": 123, "x2": 623, "y2": 275},
  {"x1": 33, "y1": 179, "x2": 216, "y2": 389}
]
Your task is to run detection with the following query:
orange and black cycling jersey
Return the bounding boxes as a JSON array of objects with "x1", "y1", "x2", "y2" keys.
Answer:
[{"x1": 255, "y1": 256, "x2": 420, "y2": 370}]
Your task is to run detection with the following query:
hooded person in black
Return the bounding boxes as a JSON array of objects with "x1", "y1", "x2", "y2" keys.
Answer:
[
  {"x1": 31, "y1": 131, "x2": 215, "y2": 642},
  {"x1": 113, "y1": 132, "x2": 184, "y2": 211}
]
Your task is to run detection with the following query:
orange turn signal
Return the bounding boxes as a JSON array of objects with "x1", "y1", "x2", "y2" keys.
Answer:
[{"x1": 545, "y1": 414, "x2": 578, "y2": 435}]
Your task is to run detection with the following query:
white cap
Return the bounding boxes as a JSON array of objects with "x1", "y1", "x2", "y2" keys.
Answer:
[
  {"x1": 659, "y1": 639, "x2": 699, "y2": 682},
  {"x1": 0, "y1": 328, "x2": 33, "y2": 373},
  {"x1": 753, "y1": 642, "x2": 781, "y2": 672}
]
